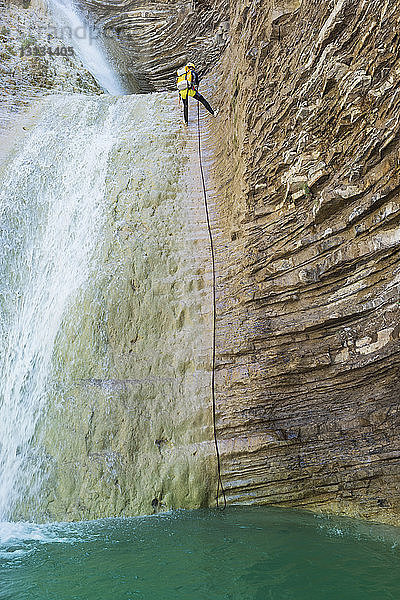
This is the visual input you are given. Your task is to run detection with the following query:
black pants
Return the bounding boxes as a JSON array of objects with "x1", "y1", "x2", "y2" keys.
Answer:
[{"x1": 182, "y1": 91, "x2": 214, "y2": 124}]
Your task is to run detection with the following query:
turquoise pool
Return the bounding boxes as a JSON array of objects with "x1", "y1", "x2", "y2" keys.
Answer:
[{"x1": 1, "y1": 507, "x2": 399, "y2": 599}]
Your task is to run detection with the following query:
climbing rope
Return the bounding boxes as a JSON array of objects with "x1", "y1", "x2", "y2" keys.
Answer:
[{"x1": 196, "y1": 101, "x2": 227, "y2": 510}]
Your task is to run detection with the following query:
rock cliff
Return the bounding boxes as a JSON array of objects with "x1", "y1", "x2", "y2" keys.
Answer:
[
  {"x1": 2, "y1": 0, "x2": 400, "y2": 525},
  {"x1": 211, "y1": 0, "x2": 400, "y2": 525},
  {"x1": 93, "y1": 0, "x2": 400, "y2": 525},
  {"x1": 86, "y1": 0, "x2": 400, "y2": 525},
  {"x1": 0, "y1": 0, "x2": 101, "y2": 135},
  {"x1": 81, "y1": 0, "x2": 229, "y2": 91}
]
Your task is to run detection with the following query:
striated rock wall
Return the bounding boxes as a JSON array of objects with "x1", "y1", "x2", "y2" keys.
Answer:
[
  {"x1": 3, "y1": 0, "x2": 400, "y2": 525},
  {"x1": 211, "y1": 0, "x2": 400, "y2": 524},
  {"x1": 81, "y1": 0, "x2": 230, "y2": 91}
]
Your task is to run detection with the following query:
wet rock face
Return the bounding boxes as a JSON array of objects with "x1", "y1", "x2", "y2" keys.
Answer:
[
  {"x1": 3, "y1": 0, "x2": 400, "y2": 524},
  {"x1": 212, "y1": 0, "x2": 400, "y2": 524},
  {"x1": 81, "y1": 0, "x2": 230, "y2": 91},
  {"x1": 0, "y1": 0, "x2": 101, "y2": 133}
]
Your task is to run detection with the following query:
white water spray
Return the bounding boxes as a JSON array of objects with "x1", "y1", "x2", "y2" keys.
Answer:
[
  {"x1": 0, "y1": 0, "x2": 126, "y2": 520},
  {"x1": 46, "y1": 0, "x2": 126, "y2": 95},
  {"x1": 0, "y1": 0, "x2": 211, "y2": 522},
  {"x1": 0, "y1": 96, "x2": 121, "y2": 518}
]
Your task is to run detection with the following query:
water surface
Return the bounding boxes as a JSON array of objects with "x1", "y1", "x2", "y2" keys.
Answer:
[{"x1": 1, "y1": 507, "x2": 399, "y2": 599}]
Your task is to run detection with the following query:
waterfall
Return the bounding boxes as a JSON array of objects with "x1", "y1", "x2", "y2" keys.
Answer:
[
  {"x1": 0, "y1": 91, "x2": 212, "y2": 520},
  {"x1": 0, "y1": 0, "x2": 212, "y2": 521},
  {"x1": 46, "y1": 0, "x2": 126, "y2": 95},
  {"x1": 0, "y1": 95, "x2": 117, "y2": 518}
]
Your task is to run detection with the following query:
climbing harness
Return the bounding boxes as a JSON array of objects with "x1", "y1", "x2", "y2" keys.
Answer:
[{"x1": 196, "y1": 101, "x2": 227, "y2": 510}]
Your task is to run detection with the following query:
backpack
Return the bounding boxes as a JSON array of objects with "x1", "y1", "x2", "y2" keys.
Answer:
[{"x1": 177, "y1": 66, "x2": 193, "y2": 91}]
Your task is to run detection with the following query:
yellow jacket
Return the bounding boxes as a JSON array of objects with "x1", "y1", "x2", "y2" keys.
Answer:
[{"x1": 177, "y1": 65, "x2": 197, "y2": 99}]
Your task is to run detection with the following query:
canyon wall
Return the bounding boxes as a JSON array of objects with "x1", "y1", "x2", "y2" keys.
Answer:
[
  {"x1": 2, "y1": 0, "x2": 400, "y2": 524},
  {"x1": 81, "y1": 0, "x2": 230, "y2": 91},
  {"x1": 82, "y1": 0, "x2": 400, "y2": 524},
  {"x1": 211, "y1": 0, "x2": 400, "y2": 525}
]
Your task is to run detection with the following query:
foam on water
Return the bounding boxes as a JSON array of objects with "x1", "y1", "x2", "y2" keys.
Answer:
[
  {"x1": 0, "y1": 508, "x2": 400, "y2": 600},
  {"x1": 0, "y1": 521, "x2": 67, "y2": 545},
  {"x1": 0, "y1": 520, "x2": 82, "y2": 562}
]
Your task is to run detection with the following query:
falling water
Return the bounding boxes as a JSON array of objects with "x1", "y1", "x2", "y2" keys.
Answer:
[
  {"x1": 46, "y1": 0, "x2": 126, "y2": 95},
  {"x1": 0, "y1": 96, "x2": 118, "y2": 518},
  {"x1": 0, "y1": 0, "x2": 123, "y2": 520},
  {"x1": 0, "y1": 89, "x2": 212, "y2": 520},
  {"x1": 0, "y1": 0, "x2": 212, "y2": 521}
]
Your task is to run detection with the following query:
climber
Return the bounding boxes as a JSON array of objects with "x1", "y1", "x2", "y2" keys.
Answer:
[{"x1": 176, "y1": 63, "x2": 218, "y2": 126}]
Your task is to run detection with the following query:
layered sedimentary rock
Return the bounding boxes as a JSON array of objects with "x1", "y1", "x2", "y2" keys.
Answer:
[
  {"x1": 81, "y1": 0, "x2": 230, "y2": 91},
  {"x1": 83, "y1": 0, "x2": 400, "y2": 525},
  {"x1": 2, "y1": 0, "x2": 400, "y2": 525},
  {"x1": 96, "y1": 0, "x2": 400, "y2": 525},
  {"x1": 211, "y1": 0, "x2": 400, "y2": 525}
]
